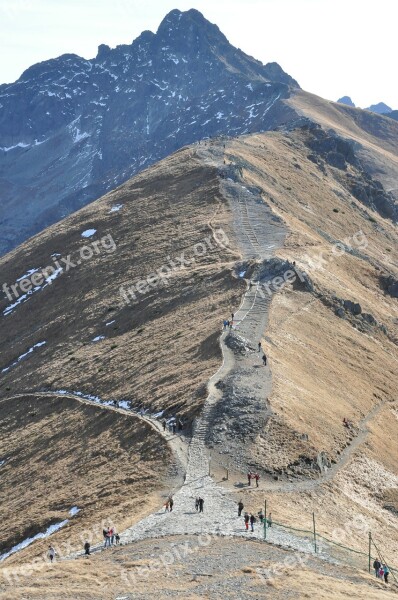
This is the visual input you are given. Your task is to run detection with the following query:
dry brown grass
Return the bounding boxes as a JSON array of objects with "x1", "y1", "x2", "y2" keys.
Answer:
[
  {"x1": 0, "y1": 148, "x2": 243, "y2": 567},
  {"x1": 0, "y1": 393, "x2": 172, "y2": 565},
  {"x1": 0, "y1": 148, "x2": 243, "y2": 420},
  {"x1": 224, "y1": 130, "x2": 398, "y2": 562}
]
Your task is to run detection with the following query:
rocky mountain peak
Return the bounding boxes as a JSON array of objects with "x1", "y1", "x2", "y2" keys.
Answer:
[
  {"x1": 0, "y1": 9, "x2": 299, "y2": 256},
  {"x1": 366, "y1": 102, "x2": 392, "y2": 114},
  {"x1": 337, "y1": 96, "x2": 355, "y2": 107}
]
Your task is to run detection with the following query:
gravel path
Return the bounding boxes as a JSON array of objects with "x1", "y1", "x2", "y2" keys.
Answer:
[{"x1": 118, "y1": 140, "x2": 318, "y2": 556}]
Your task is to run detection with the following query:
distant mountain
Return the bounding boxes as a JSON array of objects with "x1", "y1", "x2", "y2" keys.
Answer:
[
  {"x1": 0, "y1": 8, "x2": 299, "y2": 256},
  {"x1": 337, "y1": 96, "x2": 355, "y2": 107},
  {"x1": 366, "y1": 102, "x2": 392, "y2": 114},
  {"x1": 386, "y1": 110, "x2": 398, "y2": 122}
]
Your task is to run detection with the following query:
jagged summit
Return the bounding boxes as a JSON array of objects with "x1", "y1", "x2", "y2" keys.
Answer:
[
  {"x1": 337, "y1": 96, "x2": 355, "y2": 107},
  {"x1": 0, "y1": 9, "x2": 299, "y2": 256},
  {"x1": 366, "y1": 101, "x2": 392, "y2": 114}
]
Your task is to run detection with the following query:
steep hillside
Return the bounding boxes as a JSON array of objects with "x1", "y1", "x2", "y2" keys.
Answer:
[
  {"x1": 0, "y1": 124, "x2": 397, "y2": 592},
  {"x1": 0, "y1": 8, "x2": 297, "y2": 255},
  {"x1": 288, "y1": 90, "x2": 398, "y2": 209},
  {"x1": 216, "y1": 129, "x2": 398, "y2": 562}
]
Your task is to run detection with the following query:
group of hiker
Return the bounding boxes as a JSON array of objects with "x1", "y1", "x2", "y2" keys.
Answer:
[
  {"x1": 162, "y1": 417, "x2": 184, "y2": 434},
  {"x1": 373, "y1": 558, "x2": 390, "y2": 583},
  {"x1": 247, "y1": 472, "x2": 260, "y2": 487},
  {"x1": 103, "y1": 527, "x2": 120, "y2": 548},
  {"x1": 238, "y1": 500, "x2": 272, "y2": 532}
]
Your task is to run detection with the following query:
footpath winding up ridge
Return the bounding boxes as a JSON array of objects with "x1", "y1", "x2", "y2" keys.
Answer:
[
  {"x1": 7, "y1": 140, "x2": 394, "y2": 570},
  {"x1": 114, "y1": 140, "x2": 316, "y2": 555}
]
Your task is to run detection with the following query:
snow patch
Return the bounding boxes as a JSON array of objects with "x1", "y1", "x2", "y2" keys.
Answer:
[
  {"x1": 0, "y1": 142, "x2": 30, "y2": 152},
  {"x1": 74, "y1": 129, "x2": 90, "y2": 143},
  {"x1": 109, "y1": 204, "x2": 123, "y2": 213},
  {"x1": 16, "y1": 268, "x2": 40, "y2": 282},
  {"x1": 0, "y1": 520, "x2": 69, "y2": 562},
  {"x1": 92, "y1": 335, "x2": 105, "y2": 342},
  {"x1": 69, "y1": 506, "x2": 81, "y2": 517},
  {"x1": 2, "y1": 342, "x2": 46, "y2": 374},
  {"x1": 81, "y1": 229, "x2": 97, "y2": 238}
]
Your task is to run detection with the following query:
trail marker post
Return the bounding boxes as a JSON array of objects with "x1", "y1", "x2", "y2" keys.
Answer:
[
  {"x1": 313, "y1": 512, "x2": 317, "y2": 553},
  {"x1": 264, "y1": 499, "x2": 267, "y2": 540},
  {"x1": 368, "y1": 532, "x2": 372, "y2": 573}
]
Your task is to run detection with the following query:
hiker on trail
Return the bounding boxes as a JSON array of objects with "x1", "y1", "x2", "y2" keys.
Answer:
[
  {"x1": 172, "y1": 421, "x2": 177, "y2": 434},
  {"x1": 254, "y1": 473, "x2": 260, "y2": 487},
  {"x1": 384, "y1": 564, "x2": 390, "y2": 583},
  {"x1": 115, "y1": 533, "x2": 120, "y2": 545},
  {"x1": 262, "y1": 354, "x2": 267, "y2": 366},
  {"x1": 247, "y1": 472, "x2": 252, "y2": 486},
  {"x1": 231, "y1": 313, "x2": 234, "y2": 321},
  {"x1": 198, "y1": 497, "x2": 204, "y2": 513},
  {"x1": 168, "y1": 496, "x2": 174, "y2": 512},
  {"x1": 244, "y1": 512, "x2": 250, "y2": 531},
  {"x1": 223, "y1": 319, "x2": 228, "y2": 330},
  {"x1": 238, "y1": 500, "x2": 244, "y2": 516},
  {"x1": 267, "y1": 513, "x2": 273, "y2": 528},
  {"x1": 250, "y1": 514, "x2": 256, "y2": 532},
  {"x1": 195, "y1": 497, "x2": 200, "y2": 511},
  {"x1": 178, "y1": 418, "x2": 183, "y2": 431},
  {"x1": 379, "y1": 565, "x2": 385, "y2": 579},
  {"x1": 258, "y1": 342, "x2": 261, "y2": 352},
  {"x1": 162, "y1": 418, "x2": 167, "y2": 431},
  {"x1": 258, "y1": 509, "x2": 264, "y2": 522},
  {"x1": 373, "y1": 558, "x2": 381, "y2": 577},
  {"x1": 84, "y1": 541, "x2": 90, "y2": 556},
  {"x1": 48, "y1": 546, "x2": 56, "y2": 562},
  {"x1": 103, "y1": 528, "x2": 108, "y2": 542},
  {"x1": 229, "y1": 320, "x2": 233, "y2": 330},
  {"x1": 104, "y1": 528, "x2": 112, "y2": 548},
  {"x1": 110, "y1": 527, "x2": 115, "y2": 545}
]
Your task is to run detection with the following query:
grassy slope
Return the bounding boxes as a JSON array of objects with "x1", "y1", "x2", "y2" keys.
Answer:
[
  {"x1": 0, "y1": 393, "x2": 172, "y2": 564},
  {"x1": 0, "y1": 147, "x2": 243, "y2": 565},
  {"x1": 226, "y1": 130, "x2": 398, "y2": 561},
  {"x1": 0, "y1": 147, "x2": 243, "y2": 417}
]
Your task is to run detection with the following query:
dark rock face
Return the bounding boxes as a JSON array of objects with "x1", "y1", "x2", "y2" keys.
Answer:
[
  {"x1": 380, "y1": 274, "x2": 398, "y2": 298},
  {"x1": 0, "y1": 8, "x2": 299, "y2": 255},
  {"x1": 305, "y1": 127, "x2": 358, "y2": 171},
  {"x1": 337, "y1": 96, "x2": 355, "y2": 107},
  {"x1": 343, "y1": 300, "x2": 362, "y2": 315},
  {"x1": 301, "y1": 126, "x2": 397, "y2": 221},
  {"x1": 346, "y1": 172, "x2": 397, "y2": 221}
]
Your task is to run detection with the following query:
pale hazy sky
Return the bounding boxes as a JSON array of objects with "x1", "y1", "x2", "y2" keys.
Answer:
[{"x1": 0, "y1": 0, "x2": 396, "y2": 109}]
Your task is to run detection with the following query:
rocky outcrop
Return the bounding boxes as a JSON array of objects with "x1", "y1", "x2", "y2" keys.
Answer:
[
  {"x1": 379, "y1": 274, "x2": 398, "y2": 298},
  {"x1": 300, "y1": 125, "x2": 397, "y2": 221},
  {"x1": 346, "y1": 172, "x2": 397, "y2": 221}
]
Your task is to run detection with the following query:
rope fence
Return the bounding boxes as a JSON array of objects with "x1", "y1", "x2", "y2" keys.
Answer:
[{"x1": 261, "y1": 508, "x2": 398, "y2": 580}]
